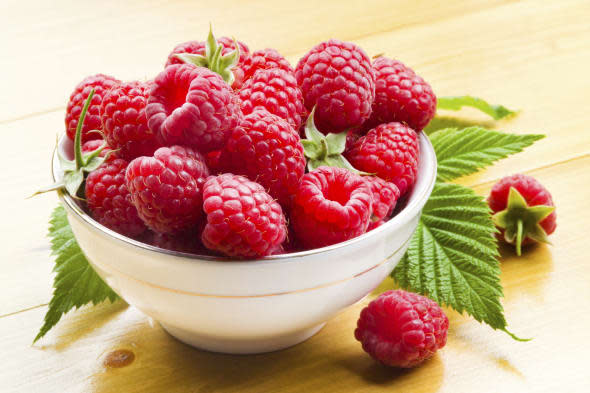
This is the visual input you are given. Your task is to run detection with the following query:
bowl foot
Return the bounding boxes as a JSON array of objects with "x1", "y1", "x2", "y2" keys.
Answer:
[{"x1": 161, "y1": 322, "x2": 326, "y2": 354}]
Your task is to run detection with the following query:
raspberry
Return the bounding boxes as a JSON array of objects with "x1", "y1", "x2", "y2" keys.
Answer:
[
  {"x1": 290, "y1": 166, "x2": 373, "y2": 248},
  {"x1": 146, "y1": 64, "x2": 243, "y2": 153},
  {"x1": 82, "y1": 139, "x2": 114, "y2": 159},
  {"x1": 239, "y1": 68, "x2": 306, "y2": 129},
  {"x1": 346, "y1": 122, "x2": 419, "y2": 196},
  {"x1": 85, "y1": 158, "x2": 146, "y2": 238},
  {"x1": 355, "y1": 290, "x2": 449, "y2": 368},
  {"x1": 295, "y1": 40, "x2": 375, "y2": 133},
  {"x1": 201, "y1": 174, "x2": 287, "y2": 257},
  {"x1": 125, "y1": 145, "x2": 210, "y2": 234},
  {"x1": 165, "y1": 38, "x2": 250, "y2": 89},
  {"x1": 365, "y1": 176, "x2": 400, "y2": 222},
  {"x1": 100, "y1": 81, "x2": 161, "y2": 160},
  {"x1": 65, "y1": 74, "x2": 120, "y2": 142},
  {"x1": 365, "y1": 57, "x2": 436, "y2": 132},
  {"x1": 367, "y1": 219, "x2": 387, "y2": 231},
  {"x1": 204, "y1": 150, "x2": 223, "y2": 174},
  {"x1": 241, "y1": 48, "x2": 294, "y2": 83},
  {"x1": 219, "y1": 110, "x2": 306, "y2": 209},
  {"x1": 488, "y1": 174, "x2": 556, "y2": 255}
]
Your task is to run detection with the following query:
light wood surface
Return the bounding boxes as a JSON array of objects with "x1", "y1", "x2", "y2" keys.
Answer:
[{"x1": 2, "y1": 0, "x2": 589, "y2": 391}]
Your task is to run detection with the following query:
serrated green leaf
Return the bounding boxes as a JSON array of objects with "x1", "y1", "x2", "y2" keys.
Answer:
[
  {"x1": 430, "y1": 127, "x2": 544, "y2": 181},
  {"x1": 392, "y1": 182, "x2": 525, "y2": 338},
  {"x1": 437, "y1": 96, "x2": 516, "y2": 120},
  {"x1": 34, "y1": 206, "x2": 120, "y2": 343}
]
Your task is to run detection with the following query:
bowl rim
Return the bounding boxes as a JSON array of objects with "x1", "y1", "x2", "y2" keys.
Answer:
[{"x1": 53, "y1": 132, "x2": 437, "y2": 264}]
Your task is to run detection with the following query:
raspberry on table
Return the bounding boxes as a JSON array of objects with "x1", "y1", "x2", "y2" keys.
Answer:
[
  {"x1": 165, "y1": 37, "x2": 250, "y2": 89},
  {"x1": 239, "y1": 68, "x2": 306, "y2": 130},
  {"x1": 125, "y1": 145, "x2": 210, "y2": 234},
  {"x1": 100, "y1": 81, "x2": 161, "y2": 160},
  {"x1": 65, "y1": 74, "x2": 120, "y2": 142},
  {"x1": 219, "y1": 110, "x2": 306, "y2": 209},
  {"x1": 364, "y1": 176, "x2": 400, "y2": 222},
  {"x1": 365, "y1": 57, "x2": 436, "y2": 132},
  {"x1": 488, "y1": 173, "x2": 556, "y2": 255},
  {"x1": 355, "y1": 290, "x2": 449, "y2": 368},
  {"x1": 295, "y1": 40, "x2": 375, "y2": 133},
  {"x1": 346, "y1": 122, "x2": 419, "y2": 196},
  {"x1": 241, "y1": 48, "x2": 294, "y2": 83},
  {"x1": 146, "y1": 64, "x2": 243, "y2": 153},
  {"x1": 85, "y1": 158, "x2": 146, "y2": 238},
  {"x1": 290, "y1": 166, "x2": 373, "y2": 248},
  {"x1": 201, "y1": 174, "x2": 287, "y2": 258}
]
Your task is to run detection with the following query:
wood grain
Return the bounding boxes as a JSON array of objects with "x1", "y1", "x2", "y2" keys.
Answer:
[{"x1": 1, "y1": 0, "x2": 589, "y2": 391}]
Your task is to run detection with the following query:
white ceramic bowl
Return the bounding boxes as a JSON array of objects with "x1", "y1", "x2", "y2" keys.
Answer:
[{"x1": 52, "y1": 133, "x2": 436, "y2": 354}]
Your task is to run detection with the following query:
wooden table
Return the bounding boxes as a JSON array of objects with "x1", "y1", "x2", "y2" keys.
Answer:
[{"x1": 2, "y1": 0, "x2": 590, "y2": 391}]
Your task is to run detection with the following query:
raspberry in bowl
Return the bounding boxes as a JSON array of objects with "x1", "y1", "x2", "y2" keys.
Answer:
[{"x1": 52, "y1": 132, "x2": 436, "y2": 354}]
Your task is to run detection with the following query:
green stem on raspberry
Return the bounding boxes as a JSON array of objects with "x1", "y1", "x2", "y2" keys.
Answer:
[
  {"x1": 173, "y1": 24, "x2": 239, "y2": 86},
  {"x1": 516, "y1": 218, "x2": 523, "y2": 256},
  {"x1": 74, "y1": 89, "x2": 95, "y2": 170}
]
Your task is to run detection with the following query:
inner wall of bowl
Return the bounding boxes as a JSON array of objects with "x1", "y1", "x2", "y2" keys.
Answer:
[{"x1": 55, "y1": 132, "x2": 436, "y2": 265}]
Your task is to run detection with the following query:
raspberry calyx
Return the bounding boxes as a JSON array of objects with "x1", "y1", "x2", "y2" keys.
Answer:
[
  {"x1": 300, "y1": 108, "x2": 366, "y2": 174},
  {"x1": 492, "y1": 187, "x2": 555, "y2": 256},
  {"x1": 173, "y1": 25, "x2": 240, "y2": 86},
  {"x1": 34, "y1": 89, "x2": 111, "y2": 198}
]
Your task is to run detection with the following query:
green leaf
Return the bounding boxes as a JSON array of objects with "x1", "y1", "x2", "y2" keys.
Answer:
[
  {"x1": 430, "y1": 127, "x2": 544, "y2": 181},
  {"x1": 392, "y1": 183, "x2": 526, "y2": 339},
  {"x1": 437, "y1": 96, "x2": 516, "y2": 120},
  {"x1": 34, "y1": 206, "x2": 120, "y2": 343}
]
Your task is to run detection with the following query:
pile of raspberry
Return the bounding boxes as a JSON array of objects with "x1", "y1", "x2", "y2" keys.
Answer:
[{"x1": 67, "y1": 33, "x2": 436, "y2": 258}]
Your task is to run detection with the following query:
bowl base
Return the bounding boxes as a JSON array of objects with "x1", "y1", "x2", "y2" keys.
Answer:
[{"x1": 161, "y1": 323, "x2": 326, "y2": 354}]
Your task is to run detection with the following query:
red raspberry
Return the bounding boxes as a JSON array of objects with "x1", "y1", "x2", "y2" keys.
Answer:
[
  {"x1": 82, "y1": 139, "x2": 114, "y2": 159},
  {"x1": 355, "y1": 290, "x2": 449, "y2": 368},
  {"x1": 165, "y1": 38, "x2": 250, "y2": 89},
  {"x1": 291, "y1": 167, "x2": 373, "y2": 248},
  {"x1": 85, "y1": 158, "x2": 146, "y2": 238},
  {"x1": 241, "y1": 48, "x2": 293, "y2": 83},
  {"x1": 239, "y1": 68, "x2": 306, "y2": 130},
  {"x1": 125, "y1": 145, "x2": 210, "y2": 234},
  {"x1": 346, "y1": 122, "x2": 419, "y2": 196},
  {"x1": 365, "y1": 176, "x2": 400, "y2": 222},
  {"x1": 488, "y1": 174, "x2": 556, "y2": 255},
  {"x1": 201, "y1": 174, "x2": 287, "y2": 258},
  {"x1": 147, "y1": 64, "x2": 243, "y2": 153},
  {"x1": 100, "y1": 81, "x2": 161, "y2": 160},
  {"x1": 204, "y1": 150, "x2": 223, "y2": 174},
  {"x1": 295, "y1": 40, "x2": 375, "y2": 133},
  {"x1": 365, "y1": 57, "x2": 436, "y2": 132},
  {"x1": 65, "y1": 74, "x2": 120, "y2": 142},
  {"x1": 367, "y1": 219, "x2": 387, "y2": 231},
  {"x1": 219, "y1": 110, "x2": 306, "y2": 209}
]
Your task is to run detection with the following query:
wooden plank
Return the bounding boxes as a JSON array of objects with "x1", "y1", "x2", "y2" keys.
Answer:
[
  {"x1": 2, "y1": 154, "x2": 588, "y2": 393},
  {"x1": 0, "y1": 0, "x2": 511, "y2": 123}
]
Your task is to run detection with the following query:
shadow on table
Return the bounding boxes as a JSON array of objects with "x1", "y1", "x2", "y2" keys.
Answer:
[{"x1": 88, "y1": 315, "x2": 444, "y2": 393}]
